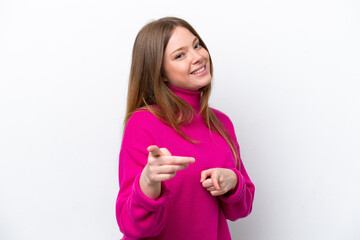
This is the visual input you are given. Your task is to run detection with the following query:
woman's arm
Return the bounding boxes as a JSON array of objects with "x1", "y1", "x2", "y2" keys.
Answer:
[
  {"x1": 210, "y1": 108, "x2": 256, "y2": 220},
  {"x1": 115, "y1": 111, "x2": 170, "y2": 238},
  {"x1": 200, "y1": 164, "x2": 255, "y2": 220},
  {"x1": 218, "y1": 162, "x2": 255, "y2": 221}
]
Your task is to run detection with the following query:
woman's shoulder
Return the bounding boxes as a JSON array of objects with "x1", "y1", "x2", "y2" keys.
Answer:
[
  {"x1": 128, "y1": 108, "x2": 156, "y2": 121},
  {"x1": 126, "y1": 107, "x2": 165, "y2": 130},
  {"x1": 122, "y1": 109, "x2": 162, "y2": 147},
  {"x1": 210, "y1": 107, "x2": 233, "y2": 126},
  {"x1": 210, "y1": 107, "x2": 238, "y2": 140}
]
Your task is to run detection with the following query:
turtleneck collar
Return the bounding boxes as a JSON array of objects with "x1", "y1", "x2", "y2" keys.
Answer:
[{"x1": 167, "y1": 84, "x2": 202, "y2": 112}]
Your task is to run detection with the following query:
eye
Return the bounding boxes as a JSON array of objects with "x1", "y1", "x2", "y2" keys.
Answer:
[
  {"x1": 175, "y1": 53, "x2": 184, "y2": 59},
  {"x1": 194, "y1": 42, "x2": 201, "y2": 49}
]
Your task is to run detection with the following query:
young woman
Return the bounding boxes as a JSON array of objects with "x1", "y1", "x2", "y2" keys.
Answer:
[{"x1": 116, "y1": 17, "x2": 255, "y2": 240}]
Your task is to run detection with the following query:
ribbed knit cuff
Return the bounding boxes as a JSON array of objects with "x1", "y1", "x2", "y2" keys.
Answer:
[
  {"x1": 132, "y1": 174, "x2": 171, "y2": 212},
  {"x1": 218, "y1": 168, "x2": 245, "y2": 204}
]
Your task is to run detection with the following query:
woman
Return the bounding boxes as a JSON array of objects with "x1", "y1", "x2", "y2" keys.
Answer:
[{"x1": 116, "y1": 17, "x2": 255, "y2": 240}]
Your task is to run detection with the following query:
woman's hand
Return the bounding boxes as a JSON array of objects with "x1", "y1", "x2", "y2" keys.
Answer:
[
  {"x1": 140, "y1": 145, "x2": 195, "y2": 199},
  {"x1": 200, "y1": 168, "x2": 238, "y2": 197}
]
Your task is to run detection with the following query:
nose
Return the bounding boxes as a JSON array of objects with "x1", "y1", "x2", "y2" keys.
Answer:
[{"x1": 190, "y1": 49, "x2": 203, "y2": 64}]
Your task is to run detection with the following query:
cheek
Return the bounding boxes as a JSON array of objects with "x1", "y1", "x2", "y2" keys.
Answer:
[
  {"x1": 165, "y1": 63, "x2": 189, "y2": 81},
  {"x1": 200, "y1": 49, "x2": 210, "y2": 59},
  {"x1": 172, "y1": 63, "x2": 189, "y2": 76}
]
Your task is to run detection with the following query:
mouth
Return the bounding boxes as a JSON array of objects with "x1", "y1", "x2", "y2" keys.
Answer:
[{"x1": 191, "y1": 65, "x2": 206, "y2": 75}]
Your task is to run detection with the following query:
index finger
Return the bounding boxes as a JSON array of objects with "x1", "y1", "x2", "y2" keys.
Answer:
[
  {"x1": 163, "y1": 156, "x2": 195, "y2": 165},
  {"x1": 211, "y1": 173, "x2": 221, "y2": 191}
]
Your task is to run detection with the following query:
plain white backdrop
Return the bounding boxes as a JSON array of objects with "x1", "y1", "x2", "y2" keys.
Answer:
[{"x1": 1, "y1": 0, "x2": 359, "y2": 239}]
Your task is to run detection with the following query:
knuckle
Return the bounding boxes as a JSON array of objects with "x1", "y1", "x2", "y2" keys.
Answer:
[
  {"x1": 149, "y1": 174, "x2": 156, "y2": 182},
  {"x1": 148, "y1": 165, "x2": 155, "y2": 173},
  {"x1": 148, "y1": 157, "x2": 155, "y2": 164}
]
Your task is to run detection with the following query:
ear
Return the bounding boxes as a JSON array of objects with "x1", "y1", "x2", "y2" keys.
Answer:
[{"x1": 162, "y1": 78, "x2": 168, "y2": 83}]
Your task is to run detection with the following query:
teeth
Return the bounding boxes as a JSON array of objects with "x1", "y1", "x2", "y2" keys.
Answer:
[{"x1": 192, "y1": 66, "x2": 205, "y2": 74}]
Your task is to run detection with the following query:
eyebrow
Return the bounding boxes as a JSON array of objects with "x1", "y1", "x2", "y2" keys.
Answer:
[{"x1": 170, "y1": 37, "x2": 199, "y2": 55}]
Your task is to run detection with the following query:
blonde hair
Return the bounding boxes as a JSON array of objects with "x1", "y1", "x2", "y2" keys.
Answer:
[{"x1": 124, "y1": 17, "x2": 241, "y2": 169}]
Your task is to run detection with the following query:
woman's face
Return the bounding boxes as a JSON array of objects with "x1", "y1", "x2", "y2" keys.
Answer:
[{"x1": 162, "y1": 26, "x2": 212, "y2": 91}]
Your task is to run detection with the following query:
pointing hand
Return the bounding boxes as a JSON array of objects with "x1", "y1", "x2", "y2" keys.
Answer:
[
  {"x1": 140, "y1": 145, "x2": 195, "y2": 199},
  {"x1": 200, "y1": 168, "x2": 238, "y2": 197}
]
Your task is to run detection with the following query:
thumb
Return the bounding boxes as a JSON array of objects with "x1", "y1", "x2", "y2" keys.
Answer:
[
  {"x1": 147, "y1": 145, "x2": 163, "y2": 157},
  {"x1": 200, "y1": 169, "x2": 213, "y2": 183}
]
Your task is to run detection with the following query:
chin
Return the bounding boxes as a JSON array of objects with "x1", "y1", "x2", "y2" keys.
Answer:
[
  {"x1": 202, "y1": 76, "x2": 212, "y2": 87},
  {"x1": 196, "y1": 80, "x2": 211, "y2": 91}
]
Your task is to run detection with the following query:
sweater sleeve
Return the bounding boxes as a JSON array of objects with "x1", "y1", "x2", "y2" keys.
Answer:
[
  {"x1": 212, "y1": 109, "x2": 255, "y2": 221},
  {"x1": 115, "y1": 111, "x2": 170, "y2": 238},
  {"x1": 218, "y1": 161, "x2": 255, "y2": 221}
]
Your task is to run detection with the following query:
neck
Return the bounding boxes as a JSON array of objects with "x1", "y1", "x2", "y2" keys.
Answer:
[{"x1": 167, "y1": 84, "x2": 202, "y2": 113}]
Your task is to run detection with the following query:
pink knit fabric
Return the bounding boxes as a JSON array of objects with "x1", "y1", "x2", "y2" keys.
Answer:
[{"x1": 116, "y1": 84, "x2": 255, "y2": 239}]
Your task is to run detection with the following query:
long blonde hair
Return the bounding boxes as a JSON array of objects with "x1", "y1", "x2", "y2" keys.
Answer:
[{"x1": 124, "y1": 17, "x2": 241, "y2": 169}]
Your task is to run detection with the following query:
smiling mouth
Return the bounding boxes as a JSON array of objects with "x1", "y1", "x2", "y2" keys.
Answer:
[{"x1": 191, "y1": 66, "x2": 206, "y2": 75}]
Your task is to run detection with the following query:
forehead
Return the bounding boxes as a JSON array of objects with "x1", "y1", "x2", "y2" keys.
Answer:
[{"x1": 165, "y1": 26, "x2": 196, "y2": 51}]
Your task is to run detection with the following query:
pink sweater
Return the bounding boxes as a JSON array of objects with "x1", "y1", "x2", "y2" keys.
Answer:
[{"x1": 116, "y1": 85, "x2": 255, "y2": 240}]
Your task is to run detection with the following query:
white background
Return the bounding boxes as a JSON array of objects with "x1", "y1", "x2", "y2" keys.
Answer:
[{"x1": 1, "y1": 0, "x2": 359, "y2": 239}]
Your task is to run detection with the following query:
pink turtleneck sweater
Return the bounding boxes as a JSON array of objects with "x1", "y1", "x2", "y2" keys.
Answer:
[{"x1": 116, "y1": 85, "x2": 255, "y2": 240}]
